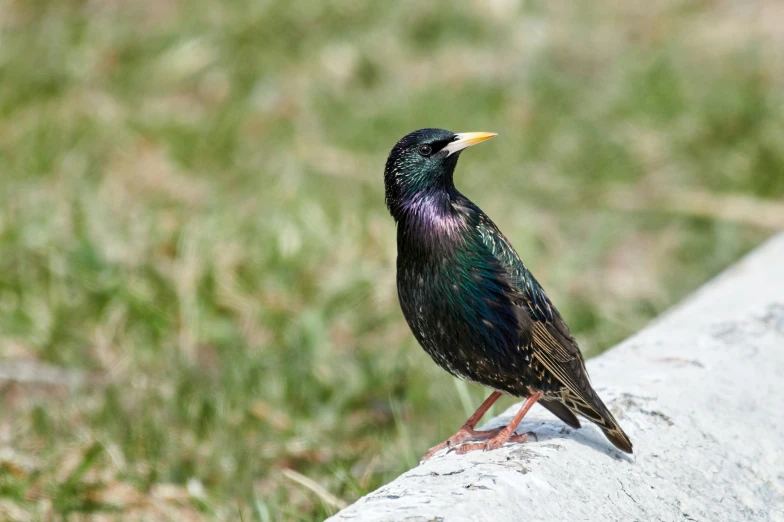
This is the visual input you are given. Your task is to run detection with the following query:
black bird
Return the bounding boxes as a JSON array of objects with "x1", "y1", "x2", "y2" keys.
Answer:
[{"x1": 384, "y1": 128, "x2": 633, "y2": 460}]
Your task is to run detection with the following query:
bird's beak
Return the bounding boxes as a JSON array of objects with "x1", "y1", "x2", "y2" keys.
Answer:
[{"x1": 443, "y1": 132, "x2": 497, "y2": 157}]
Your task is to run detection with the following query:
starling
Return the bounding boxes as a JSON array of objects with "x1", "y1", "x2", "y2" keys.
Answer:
[{"x1": 384, "y1": 128, "x2": 633, "y2": 460}]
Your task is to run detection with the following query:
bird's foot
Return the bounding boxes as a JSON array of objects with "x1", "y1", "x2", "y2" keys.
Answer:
[
  {"x1": 453, "y1": 431, "x2": 536, "y2": 455},
  {"x1": 420, "y1": 426, "x2": 504, "y2": 462}
]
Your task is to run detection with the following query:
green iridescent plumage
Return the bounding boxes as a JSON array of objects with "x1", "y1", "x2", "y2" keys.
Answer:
[{"x1": 385, "y1": 128, "x2": 633, "y2": 456}]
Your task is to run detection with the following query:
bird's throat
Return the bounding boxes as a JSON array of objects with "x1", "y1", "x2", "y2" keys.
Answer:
[{"x1": 397, "y1": 191, "x2": 467, "y2": 253}]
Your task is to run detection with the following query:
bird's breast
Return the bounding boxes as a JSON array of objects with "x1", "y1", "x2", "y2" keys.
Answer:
[{"x1": 395, "y1": 238, "x2": 527, "y2": 385}]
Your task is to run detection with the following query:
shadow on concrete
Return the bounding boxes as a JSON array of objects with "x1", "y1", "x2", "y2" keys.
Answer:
[{"x1": 468, "y1": 416, "x2": 633, "y2": 463}]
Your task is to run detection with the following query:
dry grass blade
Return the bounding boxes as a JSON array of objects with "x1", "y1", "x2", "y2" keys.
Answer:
[
  {"x1": 0, "y1": 361, "x2": 85, "y2": 388},
  {"x1": 281, "y1": 468, "x2": 348, "y2": 511},
  {"x1": 606, "y1": 186, "x2": 784, "y2": 230}
]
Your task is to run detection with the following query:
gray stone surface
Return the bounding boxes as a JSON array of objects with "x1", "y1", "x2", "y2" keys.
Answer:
[{"x1": 328, "y1": 234, "x2": 784, "y2": 522}]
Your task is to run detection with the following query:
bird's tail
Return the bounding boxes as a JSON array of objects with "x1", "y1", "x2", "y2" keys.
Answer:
[{"x1": 566, "y1": 392, "x2": 633, "y2": 454}]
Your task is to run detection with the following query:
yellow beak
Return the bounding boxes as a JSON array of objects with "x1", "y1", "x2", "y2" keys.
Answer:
[{"x1": 443, "y1": 132, "x2": 498, "y2": 156}]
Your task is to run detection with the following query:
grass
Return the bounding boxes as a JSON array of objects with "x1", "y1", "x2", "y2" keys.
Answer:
[{"x1": 0, "y1": 0, "x2": 782, "y2": 520}]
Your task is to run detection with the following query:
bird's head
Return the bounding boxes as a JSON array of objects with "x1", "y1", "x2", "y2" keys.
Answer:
[{"x1": 384, "y1": 128, "x2": 496, "y2": 220}]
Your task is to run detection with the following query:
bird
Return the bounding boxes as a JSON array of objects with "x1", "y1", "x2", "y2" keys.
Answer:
[{"x1": 383, "y1": 128, "x2": 633, "y2": 461}]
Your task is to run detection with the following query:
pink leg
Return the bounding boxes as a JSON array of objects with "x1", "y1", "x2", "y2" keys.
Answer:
[
  {"x1": 455, "y1": 391, "x2": 543, "y2": 454},
  {"x1": 421, "y1": 391, "x2": 503, "y2": 462}
]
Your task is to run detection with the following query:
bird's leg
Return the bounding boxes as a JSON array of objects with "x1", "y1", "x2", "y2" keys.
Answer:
[
  {"x1": 420, "y1": 391, "x2": 503, "y2": 462},
  {"x1": 455, "y1": 391, "x2": 543, "y2": 454}
]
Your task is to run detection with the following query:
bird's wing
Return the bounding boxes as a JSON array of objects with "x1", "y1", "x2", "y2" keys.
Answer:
[
  {"x1": 475, "y1": 215, "x2": 632, "y2": 452},
  {"x1": 475, "y1": 216, "x2": 587, "y2": 381}
]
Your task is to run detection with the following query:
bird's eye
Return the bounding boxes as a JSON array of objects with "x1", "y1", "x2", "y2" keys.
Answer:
[{"x1": 419, "y1": 144, "x2": 433, "y2": 156}]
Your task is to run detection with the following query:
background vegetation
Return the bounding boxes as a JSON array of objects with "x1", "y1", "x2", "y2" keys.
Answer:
[{"x1": 1, "y1": 0, "x2": 782, "y2": 520}]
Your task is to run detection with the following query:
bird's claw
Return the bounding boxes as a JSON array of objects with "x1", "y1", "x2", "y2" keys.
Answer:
[
  {"x1": 452, "y1": 431, "x2": 532, "y2": 455},
  {"x1": 421, "y1": 426, "x2": 505, "y2": 462}
]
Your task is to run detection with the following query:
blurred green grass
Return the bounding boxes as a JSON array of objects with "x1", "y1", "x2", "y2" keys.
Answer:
[{"x1": 0, "y1": 0, "x2": 782, "y2": 520}]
